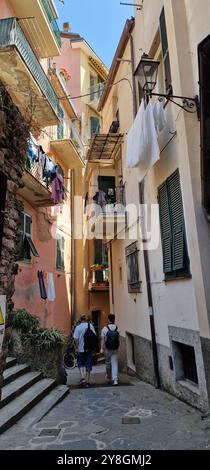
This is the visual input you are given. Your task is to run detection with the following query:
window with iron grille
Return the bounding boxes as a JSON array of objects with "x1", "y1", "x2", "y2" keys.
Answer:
[
  {"x1": 158, "y1": 169, "x2": 190, "y2": 280},
  {"x1": 56, "y1": 233, "x2": 65, "y2": 271},
  {"x1": 125, "y1": 242, "x2": 141, "y2": 293},
  {"x1": 17, "y1": 212, "x2": 39, "y2": 262},
  {"x1": 159, "y1": 7, "x2": 172, "y2": 94},
  {"x1": 174, "y1": 342, "x2": 198, "y2": 385}
]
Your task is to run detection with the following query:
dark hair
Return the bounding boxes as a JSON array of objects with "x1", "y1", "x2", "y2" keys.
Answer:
[
  {"x1": 80, "y1": 314, "x2": 87, "y2": 322},
  {"x1": 108, "y1": 314, "x2": 115, "y2": 323}
]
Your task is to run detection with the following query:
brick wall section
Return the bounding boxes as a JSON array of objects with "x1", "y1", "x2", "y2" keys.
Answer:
[{"x1": 0, "y1": 83, "x2": 29, "y2": 398}]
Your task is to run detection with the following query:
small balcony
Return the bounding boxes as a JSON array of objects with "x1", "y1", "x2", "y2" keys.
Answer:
[
  {"x1": 18, "y1": 157, "x2": 54, "y2": 207},
  {"x1": 0, "y1": 18, "x2": 61, "y2": 129},
  {"x1": 50, "y1": 121, "x2": 85, "y2": 169},
  {"x1": 18, "y1": 140, "x2": 68, "y2": 207},
  {"x1": 85, "y1": 187, "x2": 127, "y2": 239},
  {"x1": 88, "y1": 265, "x2": 109, "y2": 292},
  {"x1": 10, "y1": 0, "x2": 61, "y2": 58}
]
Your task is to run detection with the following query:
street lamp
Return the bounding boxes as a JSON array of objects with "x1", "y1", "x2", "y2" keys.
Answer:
[
  {"x1": 134, "y1": 53, "x2": 200, "y2": 118},
  {"x1": 135, "y1": 53, "x2": 160, "y2": 93}
]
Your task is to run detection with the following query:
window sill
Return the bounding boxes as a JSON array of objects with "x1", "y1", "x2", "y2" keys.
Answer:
[
  {"x1": 164, "y1": 273, "x2": 192, "y2": 283},
  {"x1": 56, "y1": 269, "x2": 65, "y2": 276},
  {"x1": 177, "y1": 379, "x2": 200, "y2": 396},
  {"x1": 17, "y1": 260, "x2": 32, "y2": 267}
]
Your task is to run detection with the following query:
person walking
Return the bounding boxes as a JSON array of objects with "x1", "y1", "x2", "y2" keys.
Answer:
[
  {"x1": 73, "y1": 314, "x2": 97, "y2": 387},
  {"x1": 100, "y1": 314, "x2": 120, "y2": 386}
]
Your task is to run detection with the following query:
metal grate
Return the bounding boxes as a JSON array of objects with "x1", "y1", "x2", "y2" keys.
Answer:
[{"x1": 179, "y1": 344, "x2": 198, "y2": 384}]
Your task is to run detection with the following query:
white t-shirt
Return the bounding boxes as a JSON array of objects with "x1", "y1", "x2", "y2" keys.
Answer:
[
  {"x1": 101, "y1": 324, "x2": 120, "y2": 344},
  {"x1": 73, "y1": 322, "x2": 96, "y2": 353}
]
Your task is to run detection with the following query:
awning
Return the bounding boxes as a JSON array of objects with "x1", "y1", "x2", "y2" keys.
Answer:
[{"x1": 87, "y1": 133, "x2": 124, "y2": 164}]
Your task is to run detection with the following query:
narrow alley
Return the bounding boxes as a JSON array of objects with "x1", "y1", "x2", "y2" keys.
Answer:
[{"x1": 1, "y1": 0, "x2": 210, "y2": 459}]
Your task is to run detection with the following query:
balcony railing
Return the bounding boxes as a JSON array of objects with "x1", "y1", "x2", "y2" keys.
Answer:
[
  {"x1": 0, "y1": 18, "x2": 61, "y2": 120},
  {"x1": 89, "y1": 265, "x2": 109, "y2": 292},
  {"x1": 85, "y1": 186, "x2": 126, "y2": 214},
  {"x1": 40, "y1": 0, "x2": 62, "y2": 49},
  {"x1": 25, "y1": 156, "x2": 52, "y2": 192}
]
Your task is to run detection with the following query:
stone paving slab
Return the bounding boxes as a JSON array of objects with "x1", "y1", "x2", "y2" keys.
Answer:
[{"x1": 1, "y1": 365, "x2": 210, "y2": 450}]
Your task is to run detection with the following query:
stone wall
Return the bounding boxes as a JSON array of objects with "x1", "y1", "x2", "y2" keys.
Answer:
[{"x1": 0, "y1": 82, "x2": 29, "y2": 397}]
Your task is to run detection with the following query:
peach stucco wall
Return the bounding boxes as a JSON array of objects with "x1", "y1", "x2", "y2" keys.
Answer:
[
  {"x1": 13, "y1": 198, "x2": 71, "y2": 336},
  {"x1": 54, "y1": 37, "x2": 82, "y2": 116},
  {"x1": 0, "y1": 0, "x2": 15, "y2": 18}
]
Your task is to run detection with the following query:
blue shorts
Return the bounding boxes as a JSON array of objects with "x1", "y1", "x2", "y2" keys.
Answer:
[{"x1": 77, "y1": 351, "x2": 93, "y2": 372}]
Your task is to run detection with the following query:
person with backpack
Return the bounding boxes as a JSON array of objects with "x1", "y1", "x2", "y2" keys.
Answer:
[
  {"x1": 100, "y1": 314, "x2": 120, "y2": 386},
  {"x1": 73, "y1": 314, "x2": 97, "y2": 387}
]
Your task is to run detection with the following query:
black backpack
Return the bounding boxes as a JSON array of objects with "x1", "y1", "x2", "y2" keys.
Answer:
[
  {"x1": 84, "y1": 323, "x2": 98, "y2": 352},
  {"x1": 106, "y1": 325, "x2": 120, "y2": 350}
]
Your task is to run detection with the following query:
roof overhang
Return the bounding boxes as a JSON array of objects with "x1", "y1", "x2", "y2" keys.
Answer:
[
  {"x1": 86, "y1": 133, "x2": 124, "y2": 166},
  {"x1": 71, "y1": 39, "x2": 108, "y2": 80},
  {"x1": 50, "y1": 139, "x2": 85, "y2": 169}
]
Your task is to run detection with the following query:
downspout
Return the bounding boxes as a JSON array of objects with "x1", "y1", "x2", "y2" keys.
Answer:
[
  {"x1": 70, "y1": 169, "x2": 75, "y2": 327},
  {"x1": 129, "y1": 28, "x2": 160, "y2": 389}
]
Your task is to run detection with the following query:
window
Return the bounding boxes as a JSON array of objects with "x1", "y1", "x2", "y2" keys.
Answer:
[
  {"x1": 159, "y1": 8, "x2": 172, "y2": 93},
  {"x1": 57, "y1": 108, "x2": 64, "y2": 139},
  {"x1": 173, "y1": 342, "x2": 198, "y2": 385},
  {"x1": 158, "y1": 169, "x2": 190, "y2": 280},
  {"x1": 125, "y1": 242, "x2": 141, "y2": 293},
  {"x1": 56, "y1": 233, "x2": 65, "y2": 270},
  {"x1": 17, "y1": 212, "x2": 39, "y2": 262},
  {"x1": 94, "y1": 239, "x2": 108, "y2": 282},
  {"x1": 98, "y1": 175, "x2": 116, "y2": 204},
  {"x1": 90, "y1": 117, "x2": 100, "y2": 136},
  {"x1": 0, "y1": 171, "x2": 7, "y2": 257},
  {"x1": 90, "y1": 74, "x2": 96, "y2": 101}
]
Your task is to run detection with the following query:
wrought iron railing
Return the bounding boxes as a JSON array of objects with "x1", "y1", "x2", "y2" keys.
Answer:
[
  {"x1": 86, "y1": 186, "x2": 126, "y2": 214},
  {"x1": 40, "y1": 0, "x2": 62, "y2": 48},
  {"x1": 0, "y1": 18, "x2": 61, "y2": 119},
  {"x1": 25, "y1": 156, "x2": 52, "y2": 192}
]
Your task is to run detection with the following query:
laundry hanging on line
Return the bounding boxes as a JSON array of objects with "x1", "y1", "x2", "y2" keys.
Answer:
[
  {"x1": 126, "y1": 99, "x2": 161, "y2": 179},
  {"x1": 153, "y1": 100, "x2": 167, "y2": 133},
  {"x1": 47, "y1": 273, "x2": 56, "y2": 302},
  {"x1": 37, "y1": 270, "x2": 47, "y2": 300}
]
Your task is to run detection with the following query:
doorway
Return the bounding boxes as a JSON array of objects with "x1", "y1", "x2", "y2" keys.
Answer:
[{"x1": 92, "y1": 310, "x2": 101, "y2": 351}]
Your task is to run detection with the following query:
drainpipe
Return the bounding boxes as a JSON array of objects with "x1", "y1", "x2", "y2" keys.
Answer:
[
  {"x1": 70, "y1": 169, "x2": 75, "y2": 327},
  {"x1": 129, "y1": 29, "x2": 161, "y2": 389}
]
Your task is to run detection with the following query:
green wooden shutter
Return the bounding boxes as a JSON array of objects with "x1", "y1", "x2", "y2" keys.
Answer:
[
  {"x1": 0, "y1": 171, "x2": 7, "y2": 257},
  {"x1": 167, "y1": 170, "x2": 185, "y2": 271},
  {"x1": 158, "y1": 182, "x2": 172, "y2": 273},
  {"x1": 90, "y1": 117, "x2": 100, "y2": 136}
]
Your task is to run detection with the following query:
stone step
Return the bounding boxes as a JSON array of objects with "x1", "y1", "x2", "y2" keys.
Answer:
[
  {"x1": 0, "y1": 378, "x2": 56, "y2": 434},
  {"x1": 1, "y1": 371, "x2": 42, "y2": 408},
  {"x1": 16, "y1": 385, "x2": 70, "y2": 428},
  {"x1": 5, "y1": 357, "x2": 17, "y2": 370},
  {"x1": 3, "y1": 364, "x2": 30, "y2": 386}
]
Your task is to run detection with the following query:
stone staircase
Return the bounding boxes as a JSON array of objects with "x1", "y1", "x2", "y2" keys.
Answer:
[{"x1": 0, "y1": 357, "x2": 69, "y2": 434}]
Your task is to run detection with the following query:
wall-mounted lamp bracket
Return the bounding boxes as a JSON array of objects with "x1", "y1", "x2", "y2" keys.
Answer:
[{"x1": 148, "y1": 92, "x2": 200, "y2": 120}]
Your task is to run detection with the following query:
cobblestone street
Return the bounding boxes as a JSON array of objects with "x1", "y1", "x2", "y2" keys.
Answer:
[{"x1": 0, "y1": 365, "x2": 210, "y2": 451}]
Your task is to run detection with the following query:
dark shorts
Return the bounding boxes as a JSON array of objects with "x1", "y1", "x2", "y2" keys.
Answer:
[{"x1": 77, "y1": 351, "x2": 93, "y2": 372}]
